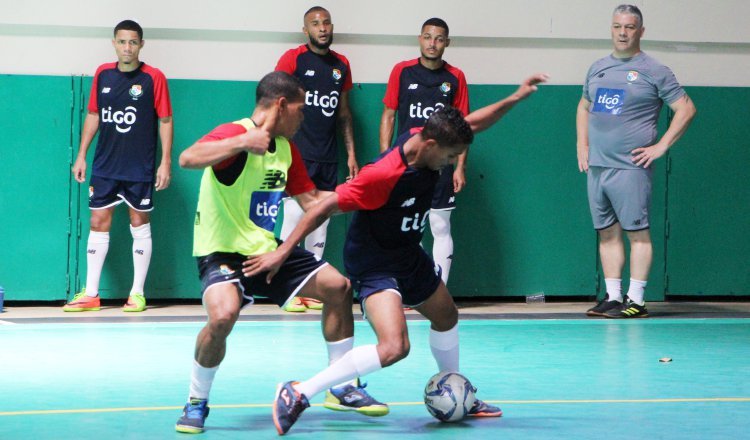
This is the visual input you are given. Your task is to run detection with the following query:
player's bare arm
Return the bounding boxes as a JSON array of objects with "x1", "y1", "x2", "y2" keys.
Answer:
[
  {"x1": 338, "y1": 91, "x2": 359, "y2": 178},
  {"x1": 453, "y1": 150, "x2": 468, "y2": 193},
  {"x1": 243, "y1": 192, "x2": 341, "y2": 282},
  {"x1": 576, "y1": 97, "x2": 591, "y2": 173},
  {"x1": 379, "y1": 106, "x2": 397, "y2": 152},
  {"x1": 155, "y1": 116, "x2": 173, "y2": 190},
  {"x1": 631, "y1": 94, "x2": 696, "y2": 168},
  {"x1": 465, "y1": 73, "x2": 549, "y2": 134},
  {"x1": 72, "y1": 111, "x2": 100, "y2": 183}
]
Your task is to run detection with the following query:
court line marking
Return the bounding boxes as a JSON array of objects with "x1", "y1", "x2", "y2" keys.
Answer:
[{"x1": 2, "y1": 397, "x2": 749, "y2": 416}]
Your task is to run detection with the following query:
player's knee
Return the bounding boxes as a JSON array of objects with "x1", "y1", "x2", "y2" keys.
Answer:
[
  {"x1": 207, "y1": 309, "x2": 239, "y2": 338},
  {"x1": 379, "y1": 338, "x2": 410, "y2": 367},
  {"x1": 321, "y1": 275, "x2": 351, "y2": 306}
]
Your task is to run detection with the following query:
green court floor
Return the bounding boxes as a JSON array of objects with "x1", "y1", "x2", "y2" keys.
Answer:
[{"x1": 1, "y1": 318, "x2": 749, "y2": 439}]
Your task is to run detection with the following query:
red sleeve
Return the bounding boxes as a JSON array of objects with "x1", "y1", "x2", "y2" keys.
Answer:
[
  {"x1": 198, "y1": 123, "x2": 248, "y2": 171},
  {"x1": 446, "y1": 64, "x2": 470, "y2": 115},
  {"x1": 87, "y1": 63, "x2": 114, "y2": 113},
  {"x1": 335, "y1": 149, "x2": 405, "y2": 212},
  {"x1": 145, "y1": 66, "x2": 173, "y2": 118},
  {"x1": 332, "y1": 51, "x2": 353, "y2": 92},
  {"x1": 383, "y1": 61, "x2": 407, "y2": 110},
  {"x1": 285, "y1": 141, "x2": 316, "y2": 196},
  {"x1": 275, "y1": 47, "x2": 299, "y2": 74}
]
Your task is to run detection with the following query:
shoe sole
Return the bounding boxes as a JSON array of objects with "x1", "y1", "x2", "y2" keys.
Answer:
[
  {"x1": 585, "y1": 310, "x2": 607, "y2": 317},
  {"x1": 123, "y1": 307, "x2": 146, "y2": 312},
  {"x1": 175, "y1": 424, "x2": 204, "y2": 434},
  {"x1": 272, "y1": 383, "x2": 285, "y2": 435},
  {"x1": 322, "y1": 402, "x2": 389, "y2": 417},
  {"x1": 62, "y1": 307, "x2": 100, "y2": 312},
  {"x1": 467, "y1": 410, "x2": 503, "y2": 418},
  {"x1": 604, "y1": 314, "x2": 649, "y2": 319}
]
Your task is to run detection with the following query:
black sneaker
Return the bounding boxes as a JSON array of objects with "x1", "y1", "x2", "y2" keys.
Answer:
[
  {"x1": 323, "y1": 380, "x2": 389, "y2": 416},
  {"x1": 175, "y1": 398, "x2": 210, "y2": 434},
  {"x1": 604, "y1": 299, "x2": 649, "y2": 319},
  {"x1": 467, "y1": 398, "x2": 503, "y2": 417},
  {"x1": 272, "y1": 381, "x2": 310, "y2": 435},
  {"x1": 586, "y1": 298, "x2": 623, "y2": 317}
]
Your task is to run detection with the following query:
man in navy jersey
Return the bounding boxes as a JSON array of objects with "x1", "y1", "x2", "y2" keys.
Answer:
[
  {"x1": 577, "y1": 5, "x2": 695, "y2": 318},
  {"x1": 243, "y1": 73, "x2": 548, "y2": 434},
  {"x1": 276, "y1": 6, "x2": 359, "y2": 313},
  {"x1": 63, "y1": 20, "x2": 173, "y2": 313},
  {"x1": 380, "y1": 18, "x2": 469, "y2": 286}
]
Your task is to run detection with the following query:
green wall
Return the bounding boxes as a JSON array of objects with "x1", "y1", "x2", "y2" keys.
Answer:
[{"x1": 0, "y1": 75, "x2": 747, "y2": 301}]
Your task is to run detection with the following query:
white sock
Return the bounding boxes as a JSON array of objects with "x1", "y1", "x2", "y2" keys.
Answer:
[
  {"x1": 280, "y1": 198, "x2": 304, "y2": 242},
  {"x1": 304, "y1": 219, "x2": 330, "y2": 260},
  {"x1": 85, "y1": 231, "x2": 110, "y2": 297},
  {"x1": 189, "y1": 360, "x2": 219, "y2": 401},
  {"x1": 430, "y1": 323, "x2": 459, "y2": 373},
  {"x1": 605, "y1": 278, "x2": 623, "y2": 302},
  {"x1": 327, "y1": 337, "x2": 357, "y2": 388},
  {"x1": 130, "y1": 223, "x2": 152, "y2": 295},
  {"x1": 627, "y1": 279, "x2": 647, "y2": 305},
  {"x1": 429, "y1": 210, "x2": 453, "y2": 284},
  {"x1": 295, "y1": 345, "x2": 381, "y2": 399}
]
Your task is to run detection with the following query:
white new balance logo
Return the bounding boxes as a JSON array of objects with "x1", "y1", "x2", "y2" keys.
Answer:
[
  {"x1": 408, "y1": 84, "x2": 418, "y2": 90},
  {"x1": 102, "y1": 87, "x2": 111, "y2": 93},
  {"x1": 305, "y1": 70, "x2": 315, "y2": 76},
  {"x1": 401, "y1": 197, "x2": 415, "y2": 207}
]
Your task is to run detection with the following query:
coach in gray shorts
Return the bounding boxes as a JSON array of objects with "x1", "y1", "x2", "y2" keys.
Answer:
[{"x1": 576, "y1": 4, "x2": 696, "y2": 318}]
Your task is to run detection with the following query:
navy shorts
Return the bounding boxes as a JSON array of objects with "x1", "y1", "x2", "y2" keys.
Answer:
[
  {"x1": 304, "y1": 160, "x2": 338, "y2": 191},
  {"x1": 431, "y1": 164, "x2": 456, "y2": 210},
  {"x1": 197, "y1": 246, "x2": 327, "y2": 308},
  {"x1": 352, "y1": 247, "x2": 442, "y2": 308},
  {"x1": 89, "y1": 175, "x2": 154, "y2": 212}
]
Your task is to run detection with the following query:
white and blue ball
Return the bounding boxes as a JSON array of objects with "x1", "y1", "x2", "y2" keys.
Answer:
[{"x1": 423, "y1": 371, "x2": 476, "y2": 422}]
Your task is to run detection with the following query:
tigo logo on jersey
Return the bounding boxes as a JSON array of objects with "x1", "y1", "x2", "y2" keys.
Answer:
[
  {"x1": 129, "y1": 84, "x2": 143, "y2": 99},
  {"x1": 332, "y1": 68, "x2": 342, "y2": 81},
  {"x1": 306, "y1": 90, "x2": 340, "y2": 117},
  {"x1": 249, "y1": 191, "x2": 284, "y2": 232},
  {"x1": 409, "y1": 102, "x2": 445, "y2": 119},
  {"x1": 592, "y1": 88, "x2": 625, "y2": 115},
  {"x1": 440, "y1": 82, "x2": 451, "y2": 94},
  {"x1": 401, "y1": 210, "x2": 429, "y2": 233},
  {"x1": 102, "y1": 106, "x2": 138, "y2": 133},
  {"x1": 626, "y1": 71, "x2": 639, "y2": 82}
]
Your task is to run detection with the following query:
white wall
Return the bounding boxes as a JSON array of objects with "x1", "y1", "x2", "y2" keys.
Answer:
[{"x1": 2, "y1": 0, "x2": 750, "y2": 85}]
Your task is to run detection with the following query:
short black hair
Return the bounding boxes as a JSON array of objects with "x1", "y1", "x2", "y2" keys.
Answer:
[
  {"x1": 256, "y1": 71, "x2": 305, "y2": 106},
  {"x1": 421, "y1": 106, "x2": 473, "y2": 147},
  {"x1": 114, "y1": 20, "x2": 143, "y2": 40},
  {"x1": 304, "y1": 6, "x2": 330, "y2": 19},
  {"x1": 422, "y1": 17, "x2": 449, "y2": 36}
]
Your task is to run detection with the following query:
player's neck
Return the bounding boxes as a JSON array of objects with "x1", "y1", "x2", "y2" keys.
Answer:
[
  {"x1": 118, "y1": 60, "x2": 141, "y2": 72},
  {"x1": 403, "y1": 135, "x2": 427, "y2": 168},
  {"x1": 419, "y1": 56, "x2": 444, "y2": 71},
  {"x1": 307, "y1": 44, "x2": 330, "y2": 56},
  {"x1": 612, "y1": 48, "x2": 641, "y2": 59}
]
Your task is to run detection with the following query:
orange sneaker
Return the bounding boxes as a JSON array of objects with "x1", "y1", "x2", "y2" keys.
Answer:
[
  {"x1": 301, "y1": 297, "x2": 323, "y2": 310},
  {"x1": 62, "y1": 289, "x2": 101, "y2": 312},
  {"x1": 282, "y1": 296, "x2": 307, "y2": 312}
]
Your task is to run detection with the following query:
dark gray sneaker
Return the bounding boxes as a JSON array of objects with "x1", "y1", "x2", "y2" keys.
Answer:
[
  {"x1": 604, "y1": 299, "x2": 649, "y2": 319},
  {"x1": 272, "y1": 381, "x2": 310, "y2": 435},
  {"x1": 175, "y1": 398, "x2": 209, "y2": 434},
  {"x1": 323, "y1": 380, "x2": 389, "y2": 416},
  {"x1": 586, "y1": 298, "x2": 623, "y2": 317}
]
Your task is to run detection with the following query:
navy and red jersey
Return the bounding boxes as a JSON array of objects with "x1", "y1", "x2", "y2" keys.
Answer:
[
  {"x1": 197, "y1": 123, "x2": 314, "y2": 196},
  {"x1": 383, "y1": 58, "x2": 469, "y2": 138},
  {"x1": 276, "y1": 44, "x2": 353, "y2": 163},
  {"x1": 88, "y1": 62, "x2": 172, "y2": 182},
  {"x1": 335, "y1": 128, "x2": 438, "y2": 277}
]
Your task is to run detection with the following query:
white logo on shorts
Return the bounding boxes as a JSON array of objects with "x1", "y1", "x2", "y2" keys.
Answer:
[{"x1": 140, "y1": 198, "x2": 150, "y2": 205}]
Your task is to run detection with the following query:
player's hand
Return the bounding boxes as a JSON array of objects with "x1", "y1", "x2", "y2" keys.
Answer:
[
  {"x1": 631, "y1": 143, "x2": 668, "y2": 168},
  {"x1": 577, "y1": 144, "x2": 589, "y2": 173},
  {"x1": 347, "y1": 155, "x2": 359, "y2": 179},
  {"x1": 514, "y1": 73, "x2": 550, "y2": 100},
  {"x1": 243, "y1": 250, "x2": 286, "y2": 284},
  {"x1": 72, "y1": 157, "x2": 87, "y2": 183},
  {"x1": 453, "y1": 166, "x2": 466, "y2": 193},
  {"x1": 240, "y1": 105, "x2": 279, "y2": 155},
  {"x1": 155, "y1": 162, "x2": 172, "y2": 191}
]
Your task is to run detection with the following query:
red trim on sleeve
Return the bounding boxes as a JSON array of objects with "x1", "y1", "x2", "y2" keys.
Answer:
[
  {"x1": 142, "y1": 64, "x2": 172, "y2": 118},
  {"x1": 383, "y1": 59, "x2": 418, "y2": 110},
  {"x1": 335, "y1": 148, "x2": 406, "y2": 212},
  {"x1": 87, "y1": 62, "x2": 117, "y2": 113},
  {"x1": 330, "y1": 49, "x2": 353, "y2": 92},
  {"x1": 285, "y1": 141, "x2": 316, "y2": 196},
  {"x1": 275, "y1": 45, "x2": 306, "y2": 74},
  {"x1": 445, "y1": 63, "x2": 470, "y2": 115}
]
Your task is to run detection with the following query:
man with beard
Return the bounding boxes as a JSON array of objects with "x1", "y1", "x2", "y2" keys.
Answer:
[
  {"x1": 275, "y1": 6, "x2": 360, "y2": 312},
  {"x1": 274, "y1": 6, "x2": 387, "y2": 418}
]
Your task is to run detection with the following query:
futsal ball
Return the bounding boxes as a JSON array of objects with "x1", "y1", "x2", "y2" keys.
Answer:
[{"x1": 423, "y1": 371, "x2": 476, "y2": 422}]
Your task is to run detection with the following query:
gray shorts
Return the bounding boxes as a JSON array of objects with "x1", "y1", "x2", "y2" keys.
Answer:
[{"x1": 587, "y1": 166, "x2": 652, "y2": 231}]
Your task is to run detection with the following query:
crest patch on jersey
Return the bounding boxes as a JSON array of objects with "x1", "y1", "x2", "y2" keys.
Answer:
[
  {"x1": 440, "y1": 82, "x2": 451, "y2": 94},
  {"x1": 626, "y1": 71, "x2": 639, "y2": 82},
  {"x1": 332, "y1": 68, "x2": 342, "y2": 82},
  {"x1": 592, "y1": 88, "x2": 626, "y2": 115},
  {"x1": 129, "y1": 84, "x2": 143, "y2": 99}
]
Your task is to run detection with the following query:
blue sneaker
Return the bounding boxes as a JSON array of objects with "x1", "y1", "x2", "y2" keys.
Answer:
[
  {"x1": 273, "y1": 381, "x2": 310, "y2": 435},
  {"x1": 323, "y1": 380, "x2": 389, "y2": 416},
  {"x1": 467, "y1": 398, "x2": 503, "y2": 417},
  {"x1": 175, "y1": 398, "x2": 210, "y2": 434}
]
